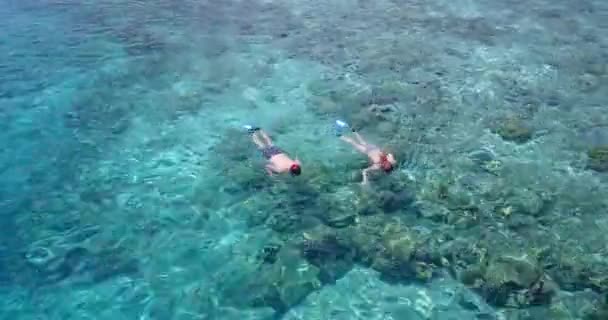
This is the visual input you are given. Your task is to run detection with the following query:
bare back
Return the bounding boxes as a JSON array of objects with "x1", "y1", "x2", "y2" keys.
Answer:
[
  {"x1": 366, "y1": 148, "x2": 385, "y2": 164},
  {"x1": 268, "y1": 153, "x2": 298, "y2": 173}
]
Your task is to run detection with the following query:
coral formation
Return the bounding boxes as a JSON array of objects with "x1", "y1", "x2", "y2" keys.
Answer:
[
  {"x1": 493, "y1": 116, "x2": 534, "y2": 143},
  {"x1": 5, "y1": 0, "x2": 608, "y2": 319},
  {"x1": 587, "y1": 145, "x2": 608, "y2": 172}
]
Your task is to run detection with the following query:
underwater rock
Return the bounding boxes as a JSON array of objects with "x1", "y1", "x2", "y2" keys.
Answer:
[
  {"x1": 585, "y1": 294, "x2": 608, "y2": 320},
  {"x1": 72, "y1": 246, "x2": 139, "y2": 284},
  {"x1": 263, "y1": 183, "x2": 324, "y2": 233},
  {"x1": 411, "y1": 236, "x2": 446, "y2": 268},
  {"x1": 307, "y1": 96, "x2": 341, "y2": 115},
  {"x1": 485, "y1": 254, "x2": 541, "y2": 288},
  {"x1": 383, "y1": 229, "x2": 417, "y2": 262},
  {"x1": 351, "y1": 190, "x2": 383, "y2": 216},
  {"x1": 79, "y1": 188, "x2": 112, "y2": 205},
  {"x1": 439, "y1": 238, "x2": 485, "y2": 268},
  {"x1": 448, "y1": 212, "x2": 481, "y2": 231},
  {"x1": 27, "y1": 246, "x2": 139, "y2": 286},
  {"x1": 266, "y1": 211, "x2": 304, "y2": 233},
  {"x1": 527, "y1": 275, "x2": 559, "y2": 305},
  {"x1": 545, "y1": 246, "x2": 608, "y2": 294},
  {"x1": 546, "y1": 289, "x2": 603, "y2": 320},
  {"x1": 506, "y1": 214, "x2": 538, "y2": 230},
  {"x1": 577, "y1": 73, "x2": 601, "y2": 93},
  {"x1": 62, "y1": 246, "x2": 94, "y2": 272},
  {"x1": 467, "y1": 149, "x2": 503, "y2": 177},
  {"x1": 457, "y1": 173, "x2": 495, "y2": 196},
  {"x1": 317, "y1": 188, "x2": 358, "y2": 228},
  {"x1": 456, "y1": 290, "x2": 483, "y2": 312},
  {"x1": 227, "y1": 162, "x2": 268, "y2": 187},
  {"x1": 586, "y1": 145, "x2": 608, "y2": 172},
  {"x1": 317, "y1": 210, "x2": 356, "y2": 228},
  {"x1": 478, "y1": 253, "x2": 555, "y2": 307},
  {"x1": 376, "y1": 121, "x2": 397, "y2": 136},
  {"x1": 210, "y1": 130, "x2": 251, "y2": 162},
  {"x1": 25, "y1": 246, "x2": 56, "y2": 268},
  {"x1": 348, "y1": 109, "x2": 377, "y2": 131},
  {"x1": 242, "y1": 194, "x2": 279, "y2": 228},
  {"x1": 306, "y1": 83, "x2": 403, "y2": 125},
  {"x1": 426, "y1": 175, "x2": 467, "y2": 207},
  {"x1": 349, "y1": 82, "x2": 409, "y2": 108},
  {"x1": 468, "y1": 149, "x2": 495, "y2": 166},
  {"x1": 412, "y1": 80, "x2": 445, "y2": 109},
  {"x1": 370, "y1": 224, "x2": 430, "y2": 281},
  {"x1": 367, "y1": 103, "x2": 400, "y2": 123},
  {"x1": 257, "y1": 243, "x2": 282, "y2": 265},
  {"x1": 24, "y1": 246, "x2": 89, "y2": 285},
  {"x1": 346, "y1": 217, "x2": 387, "y2": 264},
  {"x1": 493, "y1": 117, "x2": 534, "y2": 143},
  {"x1": 377, "y1": 189, "x2": 417, "y2": 214},
  {"x1": 371, "y1": 256, "x2": 415, "y2": 281},
  {"x1": 299, "y1": 227, "x2": 355, "y2": 283},
  {"x1": 505, "y1": 188, "x2": 545, "y2": 216},
  {"x1": 299, "y1": 227, "x2": 351, "y2": 264},
  {"x1": 581, "y1": 126, "x2": 608, "y2": 148},
  {"x1": 245, "y1": 207, "x2": 271, "y2": 228},
  {"x1": 416, "y1": 200, "x2": 449, "y2": 222},
  {"x1": 229, "y1": 246, "x2": 321, "y2": 313},
  {"x1": 367, "y1": 83, "x2": 403, "y2": 105},
  {"x1": 306, "y1": 78, "x2": 335, "y2": 97},
  {"x1": 460, "y1": 266, "x2": 485, "y2": 287}
]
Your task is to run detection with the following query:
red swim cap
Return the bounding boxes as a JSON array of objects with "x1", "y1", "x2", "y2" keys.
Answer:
[
  {"x1": 380, "y1": 153, "x2": 393, "y2": 172},
  {"x1": 290, "y1": 164, "x2": 301, "y2": 176}
]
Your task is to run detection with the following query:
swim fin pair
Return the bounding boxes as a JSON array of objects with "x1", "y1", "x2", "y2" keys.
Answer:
[
  {"x1": 243, "y1": 125, "x2": 261, "y2": 135},
  {"x1": 244, "y1": 120, "x2": 352, "y2": 136}
]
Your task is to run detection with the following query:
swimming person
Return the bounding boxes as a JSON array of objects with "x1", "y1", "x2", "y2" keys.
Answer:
[
  {"x1": 244, "y1": 125, "x2": 302, "y2": 176},
  {"x1": 335, "y1": 120, "x2": 396, "y2": 185}
]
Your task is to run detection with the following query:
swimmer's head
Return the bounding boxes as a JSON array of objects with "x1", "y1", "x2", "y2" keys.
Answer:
[
  {"x1": 380, "y1": 153, "x2": 396, "y2": 173},
  {"x1": 381, "y1": 161, "x2": 394, "y2": 172},
  {"x1": 290, "y1": 163, "x2": 301, "y2": 176}
]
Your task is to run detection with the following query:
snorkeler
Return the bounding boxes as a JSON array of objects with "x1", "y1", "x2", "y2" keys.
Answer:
[
  {"x1": 244, "y1": 125, "x2": 302, "y2": 176},
  {"x1": 335, "y1": 120, "x2": 396, "y2": 185}
]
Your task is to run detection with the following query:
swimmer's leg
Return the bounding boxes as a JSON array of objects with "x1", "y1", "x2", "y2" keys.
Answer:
[
  {"x1": 258, "y1": 129, "x2": 274, "y2": 146},
  {"x1": 353, "y1": 132, "x2": 368, "y2": 146},
  {"x1": 251, "y1": 133, "x2": 267, "y2": 149},
  {"x1": 340, "y1": 136, "x2": 368, "y2": 154},
  {"x1": 244, "y1": 125, "x2": 267, "y2": 148}
]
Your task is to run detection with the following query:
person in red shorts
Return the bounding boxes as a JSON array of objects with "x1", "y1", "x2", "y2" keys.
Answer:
[{"x1": 335, "y1": 120, "x2": 396, "y2": 185}]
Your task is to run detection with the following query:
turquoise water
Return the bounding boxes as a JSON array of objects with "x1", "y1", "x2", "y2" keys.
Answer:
[{"x1": 2, "y1": 0, "x2": 608, "y2": 319}]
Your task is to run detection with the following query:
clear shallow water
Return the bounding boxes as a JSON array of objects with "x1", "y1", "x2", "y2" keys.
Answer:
[{"x1": 1, "y1": 0, "x2": 608, "y2": 319}]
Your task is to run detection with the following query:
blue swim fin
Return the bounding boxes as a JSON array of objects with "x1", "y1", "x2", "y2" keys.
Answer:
[
  {"x1": 243, "y1": 124, "x2": 260, "y2": 134},
  {"x1": 334, "y1": 119, "x2": 350, "y2": 136}
]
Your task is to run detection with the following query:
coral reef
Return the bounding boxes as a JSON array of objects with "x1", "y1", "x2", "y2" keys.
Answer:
[
  {"x1": 586, "y1": 295, "x2": 608, "y2": 320},
  {"x1": 222, "y1": 245, "x2": 322, "y2": 313},
  {"x1": 587, "y1": 145, "x2": 608, "y2": 172},
  {"x1": 4, "y1": 0, "x2": 608, "y2": 319},
  {"x1": 492, "y1": 116, "x2": 534, "y2": 143}
]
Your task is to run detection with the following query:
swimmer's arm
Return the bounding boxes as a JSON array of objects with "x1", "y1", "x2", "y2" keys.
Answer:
[
  {"x1": 361, "y1": 165, "x2": 379, "y2": 185},
  {"x1": 265, "y1": 164, "x2": 277, "y2": 176}
]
